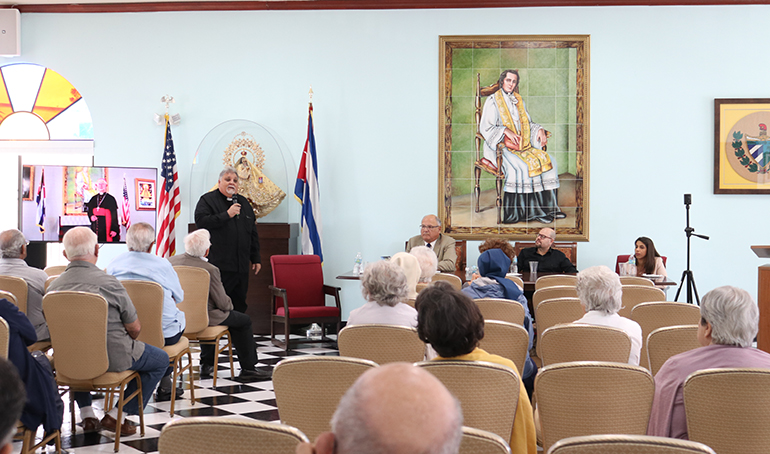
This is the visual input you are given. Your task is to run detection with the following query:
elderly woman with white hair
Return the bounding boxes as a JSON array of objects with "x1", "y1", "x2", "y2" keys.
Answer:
[
  {"x1": 409, "y1": 246, "x2": 438, "y2": 284},
  {"x1": 648, "y1": 285, "x2": 770, "y2": 439},
  {"x1": 347, "y1": 260, "x2": 417, "y2": 328},
  {"x1": 574, "y1": 265, "x2": 642, "y2": 365}
]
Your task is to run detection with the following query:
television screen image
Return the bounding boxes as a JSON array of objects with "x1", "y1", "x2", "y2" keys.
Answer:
[{"x1": 20, "y1": 165, "x2": 157, "y2": 243}]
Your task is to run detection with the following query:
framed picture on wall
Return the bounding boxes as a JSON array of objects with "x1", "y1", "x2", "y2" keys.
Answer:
[
  {"x1": 714, "y1": 98, "x2": 770, "y2": 194},
  {"x1": 135, "y1": 178, "x2": 156, "y2": 210},
  {"x1": 439, "y1": 35, "x2": 590, "y2": 241},
  {"x1": 22, "y1": 165, "x2": 34, "y2": 201}
]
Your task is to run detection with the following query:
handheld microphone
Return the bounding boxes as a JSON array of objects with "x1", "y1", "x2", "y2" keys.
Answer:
[{"x1": 232, "y1": 196, "x2": 239, "y2": 219}]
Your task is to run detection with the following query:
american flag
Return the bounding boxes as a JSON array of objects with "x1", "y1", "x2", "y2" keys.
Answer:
[
  {"x1": 155, "y1": 116, "x2": 180, "y2": 258},
  {"x1": 120, "y1": 175, "x2": 131, "y2": 230}
]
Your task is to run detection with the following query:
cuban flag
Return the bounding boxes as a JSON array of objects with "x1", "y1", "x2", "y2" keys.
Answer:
[
  {"x1": 294, "y1": 103, "x2": 323, "y2": 263},
  {"x1": 35, "y1": 168, "x2": 46, "y2": 233}
]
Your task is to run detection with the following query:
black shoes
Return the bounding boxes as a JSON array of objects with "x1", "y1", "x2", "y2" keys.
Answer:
[
  {"x1": 234, "y1": 368, "x2": 272, "y2": 382},
  {"x1": 155, "y1": 387, "x2": 184, "y2": 402},
  {"x1": 199, "y1": 364, "x2": 214, "y2": 378}
]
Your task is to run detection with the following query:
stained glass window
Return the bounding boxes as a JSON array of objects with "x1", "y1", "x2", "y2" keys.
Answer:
[{"x1": 0, "y1": 63, "x2": 93, "y2": 140}]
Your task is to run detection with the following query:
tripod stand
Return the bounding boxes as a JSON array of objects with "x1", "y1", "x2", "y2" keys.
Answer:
[{"x1": 675, "y1": 194, "x2": 709, "y2": 305}]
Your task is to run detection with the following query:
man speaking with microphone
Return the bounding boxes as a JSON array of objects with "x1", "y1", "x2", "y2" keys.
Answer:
[{"x1": 194, "y1": 167, "x2": 261, "y2": 314}]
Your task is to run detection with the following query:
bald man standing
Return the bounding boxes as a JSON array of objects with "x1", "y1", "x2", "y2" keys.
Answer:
[{"x1": 296, "y1": 363, "x2": 463, "y2": 454}]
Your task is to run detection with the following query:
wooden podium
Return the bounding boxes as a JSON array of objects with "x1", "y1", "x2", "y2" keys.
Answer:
[{"x1": 753, "y1": 246, "x2": 770, "y2": 353}]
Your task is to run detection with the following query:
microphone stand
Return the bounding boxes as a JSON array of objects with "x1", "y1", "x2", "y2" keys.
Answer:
[{"x1": 674, "y1": 195, "x2": 709, "y2": 305}]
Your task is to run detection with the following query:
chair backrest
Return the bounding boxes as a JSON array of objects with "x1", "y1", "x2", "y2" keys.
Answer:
[
  {"x1": 646, "y1": 325, "x2": 700, "y2": 376},
  {"x1": 0, "y1": 275, "x2": 28, "y2": 314},
  {"x1": 271, "y1": 255, "x2": 325, "y2": 309},
  {"x1": 44, "y1": 265, "x2": 67, "y2": 277},
  {"x1": 535, "y1": 361, "x2": 655, "y2": 453},
  {"x1": 536, "y1": 275, "x2": 577, "y2": 290},
  {"x1": 460, "y1": 426, "x2": 511, "y2": 454},
  {"x1": 121, "y1": 280, "x2": 165, "y2": 348},
  {"x1": 547, "y1": 434, "x2": 716, "y2": 454},
  {"x1": 684, "y1": 368, "x2": 770, "y2": 454},
  {"x1": 0, "y1": 316, "x2": 8, "y2": 359},
  {"x1": 338, "y1": 324, "x2": 425, "y2": 364},
  {"x1": 43, "y1": 291, "x2": 109, "y2": 380},
  {"x1": 415, "y1": 282, "x2": 429, "y2": 294},
  {"x1": 514, "y1": 241, "x2": 578, "y2": 266},
  {"x1": 0, "y1": 290, "x2": 16, "y2": 306},
  {"x1": 539, "y1": 324, "x2": 632, "y2": 367},
  {"x1": 619, "y1": 276, "x2": 655, "y2": 287},
  {"x1": 505, "y1": 274, "x2": 523, "y2": 287},
  {"x1": 159, "y1": 417, "x2": 309, "y2": 454},
  {"x1": 534, "y1": 286, "x2": 578, "y2": 308},
  {"x1": 478, "y1": 321, "x2": 529, "y2": 376},
  {"x1": 273, "y1": 356, "x2": 377, "y2": 441},
  {"x1": 534, "y1": 297, "x2": 584, "y2": 358},
  {"x1": 618, "y1": 285, "x2": 665, "y2": 318},
  {"x1": 174, "y1": 266, "x2": 211, "y2": 333},
  {"x1": 44, "y1": 275, "x2": 59, "y2": 292},
  {"x1": 615, "y1": 255, "x2": 668, "y2": 274},
  {"x1": 475, "y1": 298, "x2": 525, "y2": 325},
  {"x1": 630, "y1": 302, "x2": 701, "y2": 370},
  {"x1": 432, "y1": 272, "x2": 463, "y2": 290},
  {"x1": 416, "y1": 360, "x2": 519, "y2": 441}
]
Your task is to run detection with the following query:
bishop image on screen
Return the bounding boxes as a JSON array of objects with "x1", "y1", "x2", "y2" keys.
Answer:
[{"x1": 84, "y1": 178, "x2": 120, "y2": 242}]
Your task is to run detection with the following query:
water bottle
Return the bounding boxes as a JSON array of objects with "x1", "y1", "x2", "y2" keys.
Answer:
[
  {"x1": 353, "y1": 252, "x2": 362, "y2": 274},
  {"x1": 306, "y1": 323, "x2": 323, "y2": 340},
  {"x1": 511, "y1": 256, "x2": 518, "y2": 274},
  {"x1": 626, "y1": 255, "x2": 637, "y2": 276}
]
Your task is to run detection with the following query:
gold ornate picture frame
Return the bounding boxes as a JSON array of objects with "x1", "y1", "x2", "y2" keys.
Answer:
[
  {"x1": 439, "y1": 35, "x2": 590, "y2": 241},
  {"x1": 714, "y1": 98, "x2": 770, "y2": 194}
]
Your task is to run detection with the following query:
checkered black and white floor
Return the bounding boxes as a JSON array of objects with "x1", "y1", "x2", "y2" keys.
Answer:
[{"x1": 11, "y1": 335, "x2": 339, "y2": 454}]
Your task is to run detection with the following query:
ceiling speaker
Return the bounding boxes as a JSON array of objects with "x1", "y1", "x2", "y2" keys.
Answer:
[{"x1": 0, "y1": 9, "x2": 20, "y2": 57}]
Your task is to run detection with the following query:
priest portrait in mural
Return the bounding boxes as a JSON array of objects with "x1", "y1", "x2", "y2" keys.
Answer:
[
  {"x1": 84, "y1": 178, "x2": 120, "y2": 242},
  {"x1": 480, "y1": 69, "x2": 566, "y2": 224}
]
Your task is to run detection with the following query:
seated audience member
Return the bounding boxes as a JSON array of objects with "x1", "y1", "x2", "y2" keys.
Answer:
[
  {"x1": 295, "y1": 362, "x2": 463, "y2": 454},
  {"x1": 517, "y1": 228, "x2": 577, "y2": 273},
  {"x1": 0, "y1": 297, "x2": 62, "y2": 438},
  {"x1": 648, "y1": 286, "x2": 770, "y2": 439},
  {"x1": 462, "y1": 249, "x2": 536, "y2": 387},
  {"x1": 107, "y1": 223, "x2": 186, "y2": 400},
  {"x1": 409, "y1": 245, "x2": 438, "y2": 284},
  {"x1": 0, "y1": 229, "x2": 49, "y2": 341},
  {"x1": 405, "y1": 214, "x2": 457, "y2": 272},
  {"x1": 389, "y1": 252, "x2": 421, "y2": 300},
  {"x1": 0, "y1": 357, "x2": 26, "y2": 454},
  {"x1": 347, "y1": 260, "x2": 417, "y2": 328},
  {"x1": 416, "y1": 282, "x2": 537, "y2": 454},
  {"x1": 168, "y1": 229, "x2": 271, "y2": 381},
  {"x1": 633, "y1": 236, "x2": 667, "y2": 278},
  {"x1": 479, "y1": 237, "x2": 517, "y2": 263},
  {"x1": 48, "y1": 227, "x2": 168, "y2": 436},
  {"x1": 574, "y1": 266, "x2": 642, "y2": 365}
]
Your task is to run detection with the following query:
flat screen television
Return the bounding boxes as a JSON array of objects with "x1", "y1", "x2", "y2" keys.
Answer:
[{"x1": 19, "y1": 165, "x2": 158, "y2": 243}]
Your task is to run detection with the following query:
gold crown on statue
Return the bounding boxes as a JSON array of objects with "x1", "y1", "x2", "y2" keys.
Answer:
[{"x1": 222, "y1": 132, "x2": 265, "y2": 170}]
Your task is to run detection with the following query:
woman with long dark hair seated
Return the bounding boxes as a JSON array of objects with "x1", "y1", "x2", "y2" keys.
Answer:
[{"x1": 634, "y1": 236, "x2": 667, "y2": 278}]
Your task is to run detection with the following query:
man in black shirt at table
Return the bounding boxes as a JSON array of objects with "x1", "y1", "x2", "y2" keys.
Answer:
[{"x1": 517, "y1": 228, "x2": 577, "y2": 273}]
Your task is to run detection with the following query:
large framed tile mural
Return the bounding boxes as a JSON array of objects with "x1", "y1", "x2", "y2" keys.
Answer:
[{"x1": 439, "y1": 35, "x2": 590, "y2": 241}]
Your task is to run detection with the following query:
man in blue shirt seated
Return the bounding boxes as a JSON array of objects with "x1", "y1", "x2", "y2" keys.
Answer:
[{"x1": 107, "y1": 222, "x2": 185, "y2": 402}]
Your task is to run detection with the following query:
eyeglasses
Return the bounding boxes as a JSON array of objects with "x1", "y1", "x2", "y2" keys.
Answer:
[
  {"x1": 536, "y1": 234, "x2": 554, "y2": 240},
  {"x1": 420, "y1": 225, "x2": 440, "y2": 230}
]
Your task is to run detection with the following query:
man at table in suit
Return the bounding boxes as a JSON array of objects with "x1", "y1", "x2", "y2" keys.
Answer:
[
  {"x1": 168, "y1": 229, "x2": 271, "y2": 381},
  {"x1": 405, "y1": 214, "x2": 457, "y2": 273},
  {"x1": 517, "y1": 227, "x2": 577, "y2": 273}
]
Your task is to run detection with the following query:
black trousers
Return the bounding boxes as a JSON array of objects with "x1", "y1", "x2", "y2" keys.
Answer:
[
  {"x1": 201, "y1": 310, "x2": 258, "y2": 371},
  {"x1": 220, "y1": 271, "x2": 250, "y2": 313}
]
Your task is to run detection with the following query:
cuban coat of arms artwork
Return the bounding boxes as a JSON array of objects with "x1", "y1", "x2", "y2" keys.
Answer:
[{"x1": 715, "y1": 98, "x2": 770, "y2": 194}]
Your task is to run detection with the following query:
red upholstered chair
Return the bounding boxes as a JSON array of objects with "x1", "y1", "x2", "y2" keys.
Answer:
[
  {"x1": 615, "y1": 255, "x2": 667, "y2": 274},
  {"x1": 270, "y1": 255, "x2": 341, "y2": 353}
]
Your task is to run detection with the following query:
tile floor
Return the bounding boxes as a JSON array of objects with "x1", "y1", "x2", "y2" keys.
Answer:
[{"x1": 11, "y1": 335, "x2": 339, "y2": 454}]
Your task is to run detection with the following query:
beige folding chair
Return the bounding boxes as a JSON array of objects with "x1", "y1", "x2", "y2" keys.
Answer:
[
  {"x1": 44, "y1": 275, "x2": 59, "y2": 292},
  {"x1": 535, "y1": 361, "x2": 654, "y2": 453},
  {"x1": 475, "y1": 298, "x2": 525, "y2": 325},
  {"x1": 0, "y1": 315, "x2": 7, "y2": 359},
  {"x1": 43, "y1": 265, "x2": 67, "y2": 277},
  {"x1": 646, "y1": 325, "x2": 700, "y2": 376},
  {"x1": 506, "y1": 275, "x2": 524, "y2": 288},
  {"x1": 0, "y1": 290, "x2": 50, "y2": 353},
  {"x1": 159, "y1": 417, "x2": 308, "y2": 454},
  {"x1": 478, "y1": 321, "x2": 529, "y2": 376},
  {"x1": 630, "y1": 302, "x2": 701, "y2": 370},
  {"x1": 535, "y1": 275, "x2": 577, "y2": 290},
  {"x1": 618, "y1": 285, "x2": 665, "y2": 318},
  {"x1": 174, "y1": 265, "x2": 233, "y2": 387},
  {"x1": 534, "y1": 297, "x2": 584, "y2": 358},
  {"x1": 533, "y1": 286, "x2": 578, "y2": 309},
  {"x1": 121, "y1": 280, "x2": 195, "y2": 416},
  {"x1": 338, "y1": 324, "x2": 425, "y2": 364},
  {"x1": 43, "y1": 291, "x2": 145, "y2": 452},
  {"x1": 0, "y1": 275, "x2": 28, "y2": 314},
  {"x1": 539, "y1": 324, "x2": 632, "y2": 367},
  {"x1": 547, "y1": 434, "x2": 716, "y2": 454},
  {"x1": 273, "y1": 356, "x2": 377, "y2": 441},
  {"x1": 432, "y1": 272, "x2": 463, "y2": 290},
  {"x1": 416, "y1": 360, "x2": 519, "y2": 442},
  {"x1": 619, "y1": 276, "x2": 655, "y2": 287},
  {"x1": 684, "y1": 368, "x2": 770, "y2": 454},
  {"x1": 416, "y1": 282, "x2": 429, "y2": 294},
  {"x1": 404, "y1": 298, "x2": 416, "y2": 308},
  {"x1": 460, "y1": 426, "x2": 511, "y2": 454}
]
